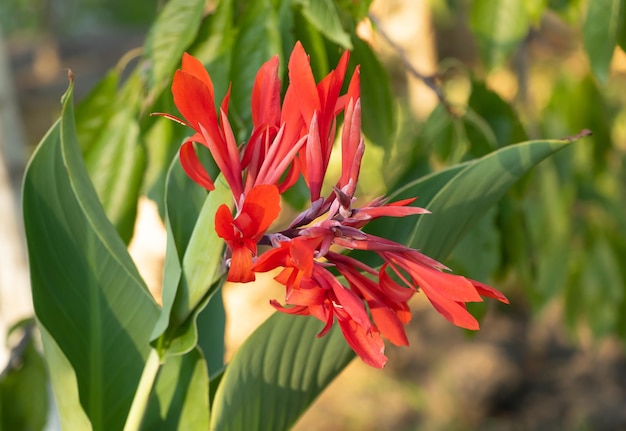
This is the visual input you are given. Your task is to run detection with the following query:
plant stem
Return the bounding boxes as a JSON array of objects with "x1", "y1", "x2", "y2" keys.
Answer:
[{"x1": 123, "y1": 348, "x2": 161, "y2": 431}]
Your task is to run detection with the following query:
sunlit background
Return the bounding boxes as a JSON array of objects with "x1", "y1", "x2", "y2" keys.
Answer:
[{"x1": 2, "y1": 0, "x2": 626, "y2": 430}]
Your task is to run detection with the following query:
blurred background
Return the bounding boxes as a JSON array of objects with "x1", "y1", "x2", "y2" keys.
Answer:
[{"x1": 2, "y1": 0, "x2": 626, "y2": 430}]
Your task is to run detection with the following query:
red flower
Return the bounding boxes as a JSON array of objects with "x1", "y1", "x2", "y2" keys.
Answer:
[
  {"x1": 162, "y1": 41, "x2": 509, "y2": 369},
  {"x1": 215, "y1": 184, "x2": 280, "y2": 282}
]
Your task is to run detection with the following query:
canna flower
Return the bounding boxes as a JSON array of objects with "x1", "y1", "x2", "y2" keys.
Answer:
[{"x1": 162, "y1": 42, "x2": 509, "y2": 367}]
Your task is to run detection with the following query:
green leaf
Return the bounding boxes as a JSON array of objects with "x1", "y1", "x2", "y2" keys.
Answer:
[
  {"x1": 143, "y1": 348, "x2": 210, "y2": 431},
  {"x1": 470, "y1": 0, "x2": 529, "y2": 71},
  {"x1": 39, "y1": 326, "x2": 93, "y2": 431},
  {"x1": 229, "y1": 0, "x2": 282, "y2": 136},
  {"x1": 209, "y1": 312, "x2": 355, "y2": 431},
  {"x1": 466, "y1": 79, "x2": 528, "y2": 151},
  {"x1": 352, "y1": 34, "x2": 395, "y2": 149},
  {"x1": 75, "y1": 70, "x2": 119, "y2": 154},
  {"x1": 144, "y1": 0, "x2": 206, "y2": 88},
  {"x1": 0, "y1": 322, "x2": 48, "y2": 431},
  {"x1": 583, "y1": 0, "x2": 622, "y2": 83},
  {"x1": 153, "y1": 154, "x2": 230, "y2": 356},
  {"x1": 335, "y1": 0, "x2": 373, "y2": 22},
  {"x1": 83, "y1": 108, "x2": 145, "y2": 244},
  {"x1": 196, "y1": 288, "x2": 226, "y2": 376},
  {"x1": 617, "y1": 1, "x2": 626, "y2": 53},
  {"x1": 367, "y1": 136, "x2": 585, "y2": 262},
  {"x1": 569, "y1": 237, "x2": 624, "y2": 336},
  {"x1": 446, "y1": 206, "x2": 501, "y2": 281},
  {"x1": 22, "y1": 79, "x2": 160, "y2": 431},
  {"x1": 294, "y1": 0, "x2": 353, "y2": 49}
]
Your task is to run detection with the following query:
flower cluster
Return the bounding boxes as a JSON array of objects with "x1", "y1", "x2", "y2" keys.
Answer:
[{"x1": 164, "y1": 42, "x2": 508, "y2": 368}]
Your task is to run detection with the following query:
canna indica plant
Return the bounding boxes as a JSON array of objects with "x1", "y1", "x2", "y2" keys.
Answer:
[
  {"x1": 23, "y1": 39, "x2": 581, "y2": 431},
  {"x1": 160, "y1": 42, "x2": 508, "y2": 368}
]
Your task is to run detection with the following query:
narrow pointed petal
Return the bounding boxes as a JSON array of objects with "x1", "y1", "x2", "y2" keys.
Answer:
[
  {"x1": 337, "y1": 318, "x2": 387, "y2": 368},
  {"x1": 179, "y1": 140, "x2": 216, "y2": 191},
  {"x1": 288, "y1": 41, "x2": 320, "y2": 124},
  {"x1": 472, "y1": 279, "x2": 510, "y2": 304},
  {"x1": 423, "y1": 289, "x2": 480, "y2": 330},
  {"x1": 252, "y1": 55, "x2": 281, "y2": 127}
]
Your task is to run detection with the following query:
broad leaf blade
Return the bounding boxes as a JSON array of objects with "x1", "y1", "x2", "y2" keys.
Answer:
[
  {"x1": 229, "y1": 0, "x2": 282, "y2": 136},
  {"x1": 209, "y1": 312, "x2": 355, "y2": 431},
  {"x1": 39, "y1": 326, "x2": 93, "y2": 431},
  {"x1": 386, "y1": 137, "x2": 581, "y2": 261},
  {"x1": 352, "y1": 34, "x2": 394, "y2": 149},
  {"x1": 153, "y1": 151, "x2": 230, "y2": 357},
  {"x1": 143, "y1": 348, "x2": 210, "y2": 431},
  {"x1": 23, "y1": 79, "x2": 160, "y2": 431},
  {"x1": 144, "y1": 0, "x2": 206, "y2": 88},
  {"x1": 294, "y1": 0, "x2": 353, "y2": 49},
  {"x1": 583, "y1": 0, "x2": 622, "y2": 84},
  {"x1": 83, "y1": 108, "x2": 145, "y2": 243}
]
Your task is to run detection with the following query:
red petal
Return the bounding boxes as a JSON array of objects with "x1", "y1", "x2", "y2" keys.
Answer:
[
  {"x1": 270, "y1": 299, "x2": 310, "y2": 315},
  {"x1": 227, "y1": 245, "x2": 255, "y2": 283},
  {"x1": 337, "y1": 318, "x2": 387, "y2": 368},
  {"x1": 239, "y1": 184, "x2": 281, "y2": 238},
  {"x1": 288, "y1": 41, "x2": 320, "y2": 125},
  {"x1": 253, "y1": 245, "x2": 289, "y2": 272},
  {"x1": 405, "y1": 261, "x2": 483, "y2": 303},
  {"x1": 369, "y1": 302, "x2": 409, "y2": 346},
  {"x1": 379, "y1": 266, "x2": 415, "y2": 302},
  {"x1": 252, "y1": 55, "x2": 281, "y2": 128},
  {"x1": 471, "y1": 279, "x2": 509, "y2": 304},
  {"x1": 422, "y1": 288, "x2": 480, "y2": 330},
  {"x1": 214, "y1": 204, "x2": 235, "y2": 241},
  {"x1": 359, "y1": 203, "x2": 430, "y2": 219},
  {"x1": 181, "y1": 53, "x2": 214, "y2": 95},
  {"x1": 329, "y1": 278, "x2": 371, "y2": 332},
  {"x1": 179, "y1": 140, "x2": 215, "y2": 191},
  {"x1": 172, "y1": 70, "x2": 217, "y2": 132}
]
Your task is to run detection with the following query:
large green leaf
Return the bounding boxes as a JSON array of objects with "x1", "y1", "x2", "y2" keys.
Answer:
[
  {"x1": 370, "y1": 136, "x2": 585, "y2": 261},
  {"x1": 142, "y1": 348, "x2": 210, "y2": 431},
  {"x1": 352, "y1": 34, "x2": 395, "y2": 149},
  {"x1": 144, "y1": 0, "x2": 206, "y2": 88},
  {"x1": 293, "y1": 0, "x2": 353, "y2": 49},
  {"x1": 22, "y1": 79, "x2": 160, "y2": 431},
  {"x1": 75, "y1": 70, "x2": 119, "y2": 154},
  {"x1": 39, "y1": 326, "x2": 93, "y2": 431},
  {"x1": 583, "y1": 0, "x2": 622, "y2": 84},
  {"x1": 209, "y1": 312, "x2": 355, "y2": 431},
  {"x1": 152, "y1": 153, "x2": 230, "y2": 357},
  {"x1": 83, "y1": 108, "x2": 145, "y2": 243},
  {"x1": 470, "y1": 0, "x2": 529, "y2": 71},
  {"x1": 229, "y1": 0, "x2": 283, "y2": 137}
]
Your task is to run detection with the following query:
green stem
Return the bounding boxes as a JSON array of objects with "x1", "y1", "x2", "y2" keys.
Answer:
[{"x1": 123, "y1": 348, "x2": 161, "y2": 431}]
